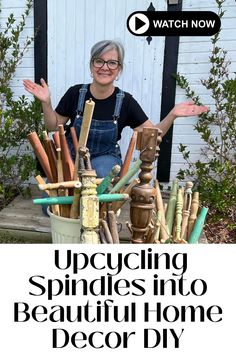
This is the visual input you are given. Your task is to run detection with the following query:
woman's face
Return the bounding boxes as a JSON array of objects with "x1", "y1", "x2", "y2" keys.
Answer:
[{"x1": 91, "y1": 48, "x2": 121, "y2": 86}]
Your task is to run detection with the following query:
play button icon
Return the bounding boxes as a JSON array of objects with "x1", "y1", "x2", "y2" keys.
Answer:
[
  {"x1": 128, "y1": 13, "x2": 150, "y2": 35},
  {"x1": 135, "y1": 16, "x2": 147, "y2": 31}
]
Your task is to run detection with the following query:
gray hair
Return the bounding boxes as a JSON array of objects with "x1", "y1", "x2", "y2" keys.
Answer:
[{"x1": 90, "y1": 40, "x2": 125, "y2": 71}]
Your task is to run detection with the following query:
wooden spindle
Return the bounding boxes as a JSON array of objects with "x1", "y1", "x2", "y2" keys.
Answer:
[
  {"x1": 74, "y1": 99, "x2": 95, "y2": 180},
  {"x1": 187, "y1": 191, "x2": 199, "y2": 239},
  {"x1": 112, "y1": 178, "x2": 139, "y2": 214},
  {"x1": 52, "y1": 131, "x2": 60, "y2": 149},
  {"x1": 27, "y1": 132, "x2": 53, "y2": 182},
  {"x1": 188, "y1": 207, "x2": 208, "y2": 244},
  {"x1": 70, "y1": 182, "x2": 81, "y2": 219},
  {"x1": 129, "y1": 128, "x2": 162, "y2": 244},
  {"x1": 174, "y1": 187, "x2": 187, "y2": 243},
  {"x1": 58, "y1": 125, "x2": 74, "y2": 181},
  {"x1": 181, "y1": 181, "x2": 193, "y2": 240},
  {"x1": 107, "y1": 210, "x2": 120, "y2": 244},
  {"x1": 56, "y1": 147, "x2": 70, "y2": 218},
  {"x1": 97, "y1": 165, "x2": 121, "y2": 194},
  {"x1": 70, "y1": 126, "x2": 79, "y2": 153},
  {"x1": 80, "y1": 169, "x2": 100, "y2": 243},
  {"x1": 101, "y1": 219, "x2": 113, "y2": 244},
  {"x1": 34, "y1": 175, "x2": 49, "y2": 196},
  {"x1": 165, "y1": 179, "x2": 178, "y2": 236},
  {"x1": 119, "y1": 131, "x2": 137, "y2": 179},
  {"x1": 155, "y1": 180, "x2": 169, "y2": 243},
  {"x1": 42, "y1": 131, "x2": 58, "y2": 182}
]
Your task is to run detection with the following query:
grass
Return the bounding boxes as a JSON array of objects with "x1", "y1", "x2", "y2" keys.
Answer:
[{"x1": 0, "y1": 235, "x2": 30, "y2": 243}]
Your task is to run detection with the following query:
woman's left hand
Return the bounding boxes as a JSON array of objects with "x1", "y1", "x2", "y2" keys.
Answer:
[{"x1": 172, "y1": 101, "x2": 209, "y2": 118}]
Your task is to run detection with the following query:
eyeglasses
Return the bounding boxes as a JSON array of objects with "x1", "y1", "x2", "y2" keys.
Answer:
[{"x1": 92, "y1": 58, "x2": 120, "y2": 70}]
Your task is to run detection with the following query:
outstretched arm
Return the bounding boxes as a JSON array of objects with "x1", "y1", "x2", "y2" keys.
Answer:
[
  {"x1": 135, "y1": 101, "x2": 209, "y2": 136},
  {"x1": 23, "y1": 78, "x2": 68, "y2": 131}
]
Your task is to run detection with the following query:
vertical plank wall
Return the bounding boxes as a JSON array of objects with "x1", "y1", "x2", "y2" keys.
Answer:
[
  {"x1": 47, "y1": 0, "x2": 167, "y2": 162},
  {"x1": 0, "y1": 0, "x2": 34, "y2": 98},
  {"x1": 3, "y1": 0, "x2": 235, "y2": 181}
]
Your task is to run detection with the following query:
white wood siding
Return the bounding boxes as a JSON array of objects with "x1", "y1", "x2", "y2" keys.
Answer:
[
  {"x1": 2, "y1": 0, "x2": 236, "y2": 181},
  {"x1": 48, "y1": 0, "x2": 167, "y2": 161},
  {"x1": 171, "y1": 0, "x2": 236, "y2": 180},
  {"x1": 0, "y1": 0, "x2": 34, "y2": 98}
]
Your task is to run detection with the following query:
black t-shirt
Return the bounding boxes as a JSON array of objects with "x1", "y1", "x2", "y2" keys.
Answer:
[{"x1": 55, "y1": 84, "x2": 148, "y2": 141}]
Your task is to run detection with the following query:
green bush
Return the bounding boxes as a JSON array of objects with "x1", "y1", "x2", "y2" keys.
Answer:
[
  {"x1": 175, "y1": 0, "x2": 236, "y2": 223},
  {"x1": 0, "y1": 0, "x2": 44, "y2": 206}
]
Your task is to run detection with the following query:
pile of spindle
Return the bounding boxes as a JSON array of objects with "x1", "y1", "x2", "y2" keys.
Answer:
[
  {"x1": 28, "y1": 126, "x2": 83, "y2": 219},
  {"x1": 154, "y1": 180, "x2": 208, "y2": 244},
  {"x1": 122, "y1": 127, "x2": 207, "y2": 244},
  {"x1": 28, "y1": 117, "x2": 141, "y2": 243},
  {"x1": 28, "y1": 130, "x2": 133, "y2": 243},
  {"x1": 27, "y1": 96, "x2": 208, "y2": 245}
]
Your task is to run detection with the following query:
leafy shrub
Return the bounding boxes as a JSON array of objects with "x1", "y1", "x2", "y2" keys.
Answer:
[
  {"x1": 0, "y1": 0, "x2": 44, "y2": 206},
  {"x1": 175, "y1": 0, "x2": 236, "y2": 222}
]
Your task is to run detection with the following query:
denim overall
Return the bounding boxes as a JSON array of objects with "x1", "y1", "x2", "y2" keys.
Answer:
[{"x1": 67, "y1": 84, "x2": 124, "y2": 178}]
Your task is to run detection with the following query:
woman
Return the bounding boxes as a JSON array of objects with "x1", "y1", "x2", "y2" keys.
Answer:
[{"x1": 23, "y1": 39, "x2": 208, "y2": 177}]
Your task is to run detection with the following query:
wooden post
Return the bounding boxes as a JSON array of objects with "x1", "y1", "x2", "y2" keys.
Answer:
[
  {"x1": 119, "y1": 131, "x2": 138, "y2": 179},
  {"x1": 38, "y1": 181, "x2": 82, "y2": 191},
  {"x1": 129, "y1": 127, "x2": 162, "y2": 244},
  {"x1": 173, "y1": 187, "x2": 187, "y2": 243},
  {"x1": 100, "y1": 220, "x2": 113, "y2": 244},
  {"x1": 70, "y1": 182, "x2": 81, "y2": 219},
  {"x1": 165, "y1": 179, "x2": 178, "y2": 236},
  {"x1": 70, "y1": 126, "x2": 79, "y2": 153},
  {"x1": 110, "y1": 159, "x2": 141, "y2": 193},
  {"x1": 188, "y1": 207, "x2": 208, "y2": 244},
  {"x1": 96, "y1": 165, "x2": 121, "y2": 194},
  {"x1": 52, "y1": 131, "x2": 60, "y2": 149},
  {"x1": 112, "y1": 178, "x2": 139, "y2": 214},
  {"x1": 27, "y1": 132, "x2": 53, "y2": 182},
  {"x1": 181, "y1": 181, "x2": 193, "y2": 240},
  {"x1": 34, "y1": 175, "x2": 49, "y2": 196},
  {"x1": 107, "y1": 210, "x2": 120, "y2": 243},
  {"x1": 153, "y1": 210, "x2": 162, "y2": 243},
  {"x1": 74, "y1": 98, "x2": 95, "y2": 180},
  {"x1": 33, "y1": 193, "x2": 130, "y2": 205},
  {"x1": 42, "y1": 131, "x2": 58, "y2": 182},
  {"x1": 56, "y1": 147, "x2": 70, "y2": 218},
  {"x1": 187, "y1": 191, "x2": 199, "y2": 239},
  {"x1": 154, "y1": 180, "x2": 169, "y2": 243},
  {"x1": 58, "y1": 125, "x2": 74, "y2": 181},
  {"x1": 80, "y1": 169, "x2": 100, "y2": 244}
]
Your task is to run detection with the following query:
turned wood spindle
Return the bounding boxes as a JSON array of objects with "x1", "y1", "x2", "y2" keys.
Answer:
[
  {"x1": 181, "y1": 181, "x2": 193, "y2": 240},
  {"x1": 129, "y1": 127, "x2": 162, "y2": 244},
  {"x1": 80, "y1": 169, "x2": 100, "y2": 244},
  {"x1": 187, "y1": 191, "x2": 200, "y2": 239},
  {"x1": 174, "y1": 187, "x2": 187, "y2": 243}
]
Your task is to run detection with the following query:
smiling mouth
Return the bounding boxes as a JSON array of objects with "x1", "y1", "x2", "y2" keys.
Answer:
[{"x1": 98, "y1": 73, "x2": 111, "y2": 76}]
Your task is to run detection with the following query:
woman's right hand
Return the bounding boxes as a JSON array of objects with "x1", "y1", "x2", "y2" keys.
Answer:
[{"x1": 23, "y1": 78, "x2": 51, "y2": 104}]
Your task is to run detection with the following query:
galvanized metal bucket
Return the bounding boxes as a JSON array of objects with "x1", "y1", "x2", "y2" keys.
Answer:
[{"x1": 48, "y1": 208, "x2": 81, "y2": 244}]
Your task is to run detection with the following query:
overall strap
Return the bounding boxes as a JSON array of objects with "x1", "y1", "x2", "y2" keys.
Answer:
[
  {"x1": 113, "y1": 89, "x2": 125, "y2": 122},
  {"x1": 76, "y1": 84, "x2": 88, "y2": 116}
]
